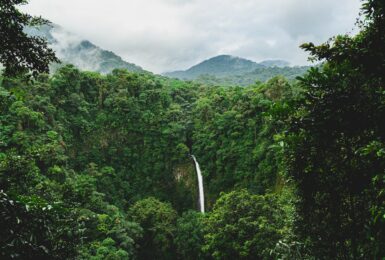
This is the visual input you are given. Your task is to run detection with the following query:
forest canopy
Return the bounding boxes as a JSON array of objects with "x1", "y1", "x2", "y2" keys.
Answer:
[{"x1": 1, "y1": 0, "x2": 385, "y2": 259}]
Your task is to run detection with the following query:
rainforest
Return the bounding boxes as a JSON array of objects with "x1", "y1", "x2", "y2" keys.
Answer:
[{"x1": 1, "y1": 0, "x2": 385, "y2": 259}]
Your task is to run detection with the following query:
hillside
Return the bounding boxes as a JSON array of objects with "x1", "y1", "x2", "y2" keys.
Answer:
[
  {"x1": 23, "y1": 27, "x2": 307, "y2": 82},
  {"x1": 25, "y1": 24, "x2": 145, "y2": 74},
  {"x1": 259, "y1": 59, "x2": 290, "y2": 67},
  {"x1": 164, "y1": 55, "x2": 264, "y2": 79},
  {"x1": 195, "y1": 65, "x2": 311, "y2": 86},
  {"x1": 164, "y1": 55, "x2": 310, "y2": 85}
]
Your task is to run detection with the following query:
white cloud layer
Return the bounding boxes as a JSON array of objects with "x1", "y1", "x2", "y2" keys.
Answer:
[{"x1": 23, "y1": 0, "x2": 361, "y2": 73}]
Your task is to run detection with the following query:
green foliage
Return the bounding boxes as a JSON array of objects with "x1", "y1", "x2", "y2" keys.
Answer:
[
  {"x1": 0, "y1": 59, "x2": 298, "y2": 258},
  {"x1": 0, "y1": 191, "x2": 78, "y2": 259},
  {"x1": 84, "y1": 238, "x2": 129, "y2": 260},
  {"x1": 175, "y1": 210, "x2": 206, "y2": 260},
  {"x1": 192, "y1": 80, "x2": 296, "y2": 202},
  {"x1": 128, "y1": 197, "x2": 177, "y2": 259},
  {"x1": 285, "y1": 0, "x2": 385, "y2": 258},
  {"x1": 2, "y1": 0, "x2": 385, "y2": 259},
  {"x1": 76, "y1": 206, "x2": 142, "y2": 260},
  {"x1": 0, "y1": 0, "x2": 59, "y2": 76},
  {"x1": 194, "y1": 66, "x2": 310, "y2": 87},
  {"x1": 203, "y1": 190, "x2": 284, "y2": 259}
]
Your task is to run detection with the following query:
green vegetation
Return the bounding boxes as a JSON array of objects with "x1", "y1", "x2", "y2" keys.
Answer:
[
  {"x1": 129, "y1": 197, "x2": 177, "y2": 259},
  {"x1": 284, "y1": 0, "x2": 385, "y2": 257},
  {"x1": 175, "y1": 210, "x2": 206, "y2": 260},
  {"x1": 164, "y1": 55, "x2": 310, "y2": 86},
  {"x1": 25, "y1": 24, "x2": 145, "y2": 74},
  {"x1": 0, "y1": 0, "x2": 58, "y2": 76},
  {"x1": 0, "y1": 64, "x2": 290, "y2": 258},
  {"x1": 1, "y1": 0, "x2": 385, "y2": 259},
  {"x1": 203, "y1": 190, "x2": 285, "y2": 259},
  {"x1": 194, "y1": 65, "x2": 311, "y2": 86},
  {"x1": 164, "y1": 55, "x2": 264, "y2": 79}
]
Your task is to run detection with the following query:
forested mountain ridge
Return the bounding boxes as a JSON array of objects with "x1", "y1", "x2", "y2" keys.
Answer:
[
  {"x1": 164, "y1": 54, "x2": 311, "y2": 86},
  {"x1": 164, "y1": 55, "x2": 264, "y2": 79},
  {"x1": 194, "y1": 65, "x2": 311, "y2": 86},
  {"x1": 25, "y1": 24, "x2": 145, "y2": 74},
  {"x1": 259, "y1": 60, "x2": 290, "y2": 67}
]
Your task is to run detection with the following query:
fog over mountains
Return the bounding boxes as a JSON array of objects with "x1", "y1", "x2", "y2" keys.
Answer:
[
  {"x1": 26, "y1": 25, "x2": 310, "y2": 85},
  {"x1": 25, "y1": 24, "x2": 145, "y2": 74}
]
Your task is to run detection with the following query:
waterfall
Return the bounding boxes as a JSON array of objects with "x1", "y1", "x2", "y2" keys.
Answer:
[{"x1": 191, "y1": 155, "x2": 205, "y2": 213}]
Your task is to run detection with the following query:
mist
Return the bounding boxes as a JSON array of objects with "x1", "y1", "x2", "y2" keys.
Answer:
[{"x1": 23, "y1": 0, "x2": 361, "y2": 73}]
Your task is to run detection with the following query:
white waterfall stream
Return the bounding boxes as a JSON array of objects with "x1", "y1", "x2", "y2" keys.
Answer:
[{"x1": 191, "y1": 155, "x2": 205, "y2": 213}]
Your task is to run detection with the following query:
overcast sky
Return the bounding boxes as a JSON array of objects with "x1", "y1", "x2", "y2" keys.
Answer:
[{"x1": 23, "y1": 0, "x2": 362, "y2": 73}]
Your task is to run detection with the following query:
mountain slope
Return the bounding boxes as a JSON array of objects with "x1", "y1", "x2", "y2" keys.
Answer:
[
  {"x1": 25, "y1": 24, "x2": 145, "y2": 74},
  {"x1": 259, "y1": 60, "x2": 290, "y2": 67},
  {"x1": 164, "y1": 55, "x2": 265, "y2": 79},
  {"x1": 195, "y1": 65, "x2": 310, "y2": 86},
  {"x1": 164, "y1": 55, "x2": 310, "y2": 86}
]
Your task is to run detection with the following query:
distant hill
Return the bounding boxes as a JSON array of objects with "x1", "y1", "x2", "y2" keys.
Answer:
[
  {"x1": 195, "y1": 66, "x2": 310, "y2": 86},
  {"x1": 259, "y1": 60, "x2": 290, "y2": 67},
  {"x1": 164, "y1": 55, "x2": 311, "y2": 86},
  {"x1": 25, "y1": 24, "x2": 145, "y2": 74},
  {"x1": 23, "y1": 25, "x2": 310, "y2": 83},
  {"x1": 164, "y1": 55, "x2": 265, "y2": 79}
]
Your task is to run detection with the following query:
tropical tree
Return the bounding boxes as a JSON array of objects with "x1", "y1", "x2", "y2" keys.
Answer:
[
  {"x1": 0, "y1": 0, "x2": 58, "y2": 76},
  {"x1": 175, "y1": 210, "x2": 206, "y2": 260},
  {"x1": 128, "y1": 197, "x2": 177, "y2": 259},
  {"x1": 203, "y1": 190, "x2": 284, "y2": 259},
  {"x1": 285, "y1": 0, "x2": 385, "y2": 258}
]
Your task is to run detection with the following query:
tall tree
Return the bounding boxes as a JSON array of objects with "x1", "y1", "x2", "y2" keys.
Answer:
[
  {"x1": 0, "y1": 0, "x2": 58, "y2": 76},
  {"x1": 203, "y1": 190, "x2": 284, "y2": 259},
  {"x1": 128, "y1": 197, "x2": 177, "y2": 259},
  {"x1": 285, "y1": 0, "x2": 385, "y2": 258}
]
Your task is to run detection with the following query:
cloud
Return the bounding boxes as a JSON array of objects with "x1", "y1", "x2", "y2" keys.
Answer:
[{"x1": 23, "y1": 0, "x2": 361, "y2": 73}]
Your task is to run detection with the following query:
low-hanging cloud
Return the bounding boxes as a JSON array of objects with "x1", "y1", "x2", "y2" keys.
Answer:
[{"x1": 23, "y1": 0, "x2": 361, "y2": 73}]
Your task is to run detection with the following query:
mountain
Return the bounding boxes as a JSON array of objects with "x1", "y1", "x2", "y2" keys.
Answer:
[
  {"x1": 25, "y1": 24, "x2": 145, "y2": 74},
  {"x1": 24, "y1": 25, "x2": 308, "y2": 83},
  {"x1": 164, "y1": 55, "x2": 310, "y2": 86},
  {"x1": 164, "y1": 55, "x2": 265, "y2": 79},
  {"x1": 259, "y1": 60, "x2": 290, "y2": 67},
  {"x1": 194, "y1": 65, "x2": 310, "y2": 86}
]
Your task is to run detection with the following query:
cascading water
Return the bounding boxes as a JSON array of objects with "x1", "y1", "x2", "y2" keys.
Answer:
[{"x1": 191, "y1": 155, "x2": 205, "y2": 213}]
